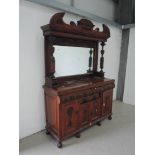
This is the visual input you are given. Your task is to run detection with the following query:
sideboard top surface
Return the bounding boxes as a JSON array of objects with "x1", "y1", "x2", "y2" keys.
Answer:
[{"x1": 44, "y1": 76, "x2": 115, "y2": 95}]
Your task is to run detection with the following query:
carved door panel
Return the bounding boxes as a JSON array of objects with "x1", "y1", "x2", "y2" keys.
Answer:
[
  {"x1": 102, "y1": 90, "x2": 113, "y2": 116},
  {"x1": 89, "y1": 99, "x2": 101, "y2": 121},
  {"x1": 79, "y1": 102, "x2": 90, "y2": 126},
  {"x1": 61, "y1": 102, "x2": 79, "y2": 136}
]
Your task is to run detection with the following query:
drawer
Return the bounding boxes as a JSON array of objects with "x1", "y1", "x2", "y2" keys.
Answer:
[
  {"x1": 60, "y1": 87, "x2": 102, "y2": 104},
  {"x1": 78, "y1": 93, "x2": 101, "y2": 104}
]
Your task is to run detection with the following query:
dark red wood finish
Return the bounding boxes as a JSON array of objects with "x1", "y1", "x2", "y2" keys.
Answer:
[{"x1": 41, "y1": 12, "x2": 115, "y2": 148}]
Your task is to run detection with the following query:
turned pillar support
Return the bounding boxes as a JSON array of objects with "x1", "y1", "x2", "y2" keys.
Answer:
[
  {"x1": 87, "y1": 49, "x2": 93, "y2": 73},
  {"x1": 49, "y1": 46, "x2": 55, "y2": 78},
  {"x1": 100, "y1": 42, "x2": 105, "y2": 73},
  {"x1": 44, "y1": 36, "x2": 55, "y2": 79}
]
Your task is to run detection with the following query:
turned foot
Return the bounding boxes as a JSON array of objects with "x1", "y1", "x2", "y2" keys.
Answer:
[
  {"x1": 75, "y1": 133, "x2": 81, "y2": 138},
  {"x1": 96, "y1": 121, "x2": 101, "y2": 126},
  {"x1": 45, "y1": 130, "x2": 50, "y2": 135},
  {"x1": 108, "y1": 115, "x2": 112, "y2": 120},
  {"x1": 57, "y1": 141, "x2": 62, "y2": 148}
]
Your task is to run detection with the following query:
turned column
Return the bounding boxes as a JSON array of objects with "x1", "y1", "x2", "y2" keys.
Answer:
[
  {"x1": 87, "y1": 49, "x2": 93, "y2": 73},
  {"x1": 49, "y1": 46, "x2": 55, "y2": 78},
  {"x1": 44, "y1": 37, "x2": 55, "y2": 79},
  {"x1": 100, "y1": 42, "x2": 105, "y2": 73}
]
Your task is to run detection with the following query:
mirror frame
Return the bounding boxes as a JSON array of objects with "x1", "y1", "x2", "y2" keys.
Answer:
[{"x1": 41, "y1": 12, "x2": 110, "y2": 86}]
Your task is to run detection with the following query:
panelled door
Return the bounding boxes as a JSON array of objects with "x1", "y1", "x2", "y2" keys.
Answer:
[
  {"x1": 61, "y1": 102, "x2": 79, "y2": 136},
  {"x1": 89, "y1": 98, "x2": 101, "y2": 121},
  {"x1": 79, "y1": 102, "x2": 90, "y2": 126},
  {"x1": 102, "y1": 89, "x2": 113, "y2": 116}
]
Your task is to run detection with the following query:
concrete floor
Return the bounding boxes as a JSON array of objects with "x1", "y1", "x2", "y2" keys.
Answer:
[{"x1": 19, "y1": 101, "x2": 135, "y2": 155}]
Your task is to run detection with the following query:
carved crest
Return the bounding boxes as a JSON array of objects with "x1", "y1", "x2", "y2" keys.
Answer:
[
  {"x1": 77, "y1": 19, "x2": 94, "y2": 30},
  {"x1": 41, "y1": 12, "x2": 110, "y2": 41},
  {"x1": 50, "y1": 12, "x2": 66, "y2": 25}
]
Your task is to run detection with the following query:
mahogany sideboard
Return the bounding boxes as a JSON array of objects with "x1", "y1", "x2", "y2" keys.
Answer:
[{"x1": 41, "y1": 12, "x2": 115, "y2": 148}]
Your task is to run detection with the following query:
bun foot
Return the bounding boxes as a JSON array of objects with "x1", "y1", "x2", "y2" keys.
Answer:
[
  {"x1": 96, "y1": 121, "x2": 101, "y2": 126},
  {"x1": 45, "y1": 130, "x2": 50, "y2": 135},
  {"x1": 75, "y1": 133, "x2": 81, "y2": 138},
  {"x1": 57, "y1": 141, "x2": 63, "y2": 148},
  {"x1": 108, "y1": 115, "x2": 112, "y2": 120}
]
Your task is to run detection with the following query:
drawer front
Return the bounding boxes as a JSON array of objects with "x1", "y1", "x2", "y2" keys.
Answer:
[{"x1": 60, "y1": 87, "x2": 102, "y2": 104}]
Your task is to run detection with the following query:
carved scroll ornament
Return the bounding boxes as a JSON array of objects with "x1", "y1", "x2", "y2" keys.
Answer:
[{"x1": 41, "y1": 12, "x2": 110, "y2": 41}]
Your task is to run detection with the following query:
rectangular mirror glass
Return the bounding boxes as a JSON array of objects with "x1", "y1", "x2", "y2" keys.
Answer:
[{"x1": 54, "y1": 46, "x2": 93, "y2": 77}]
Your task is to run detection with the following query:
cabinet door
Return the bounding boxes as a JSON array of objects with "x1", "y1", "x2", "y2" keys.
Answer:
[
  {"x1": 61, "y1": 102, "x2": 79, "y2": 136},
  {"x1": 89, "y1": 99, "x2": 101, "y2": 121},
  {"x1": 79, "y1": 102, "x2": 90, "y2": 126},
  {"x1": 102, "y1": 89, "x2": 113, "y2": 116}
]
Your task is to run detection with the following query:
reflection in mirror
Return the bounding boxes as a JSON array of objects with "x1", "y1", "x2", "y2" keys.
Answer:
[{"x1": 54, "y1": 46, "x2": 93, "y2": 77}]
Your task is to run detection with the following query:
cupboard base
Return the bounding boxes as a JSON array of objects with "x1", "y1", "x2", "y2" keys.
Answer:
[{"x1": 46, "y1": 113, "x2": 112, "y2": 148}]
